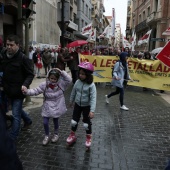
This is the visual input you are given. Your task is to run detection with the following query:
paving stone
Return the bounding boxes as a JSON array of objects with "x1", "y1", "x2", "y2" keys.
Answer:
[{"x1": 16, "y1": 85, "x2": 170, "y2": 170}]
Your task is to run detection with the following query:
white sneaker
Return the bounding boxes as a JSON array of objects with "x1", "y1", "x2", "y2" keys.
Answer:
[
  {"x1": 120, "y1": 105, "x2": 129, "y2": 111},
  {"x1": 42, "y1": 136, "x2": 50, "y2": 145},
  {"x1": 51, "y1": 134, "x2": 59, "y2": 143},
  {"x1": 105, "y1": 95, "x2": 109, "y2": 104}
]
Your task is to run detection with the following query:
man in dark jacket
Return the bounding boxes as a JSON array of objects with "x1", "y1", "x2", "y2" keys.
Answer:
[
  {"x1": 67, "y1": 47, "x2": 80, "y2": 84},
  {"x1": 0, "y1": 109, "x2": 23, "y2": 170},
  {"x1": 0, "y1": 34, "x2": 34, "y2": 141}
]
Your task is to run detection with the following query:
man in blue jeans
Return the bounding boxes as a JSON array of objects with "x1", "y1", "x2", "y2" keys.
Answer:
[
  {"x1": 0, "y1": 108, "x2": 23, "y2": 170},
  {"x1": 0, "y1": 34, "x2": 34, "y2": 141}
]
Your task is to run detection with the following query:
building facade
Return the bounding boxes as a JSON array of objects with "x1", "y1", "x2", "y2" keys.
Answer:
[
  {"x1": 30, "y1": 0, "x2": 60, "y2": 46},
  {"x1": 115, "y1": 23, "x2": 122, "y2": 50},
  {"x1": 126, "y1": 0, "x2": 170, "y2": 51},
  {"x1": 0, "y1": 0, "x2": 23, "y2": 44},
  {"x1": 74, "y1": 0, "x2": 92, "y2": 40}
]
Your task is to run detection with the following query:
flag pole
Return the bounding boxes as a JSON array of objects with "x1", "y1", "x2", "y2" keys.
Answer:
[{"x1": 95, "y1": 38, "x2": 96, "y2": 50}]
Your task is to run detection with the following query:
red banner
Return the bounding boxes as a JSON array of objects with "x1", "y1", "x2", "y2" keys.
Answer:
[{"x1": 156, "y1": 41, "x2": 170, "y2": 68}]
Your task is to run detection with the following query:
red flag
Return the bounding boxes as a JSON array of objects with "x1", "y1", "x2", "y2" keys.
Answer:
[
  {"x1": 156, "y1": 41, "x2": 170, "y2": 67},
  {"x1": 162, "y1": 27, "x2": 170, "y2": 35}
]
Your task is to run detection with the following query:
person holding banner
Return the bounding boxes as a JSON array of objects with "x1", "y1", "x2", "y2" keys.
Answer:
[
  {"x1": 81, "y1": 46, "x2": 92, "y2": 55},
  {"x1": 105, "y1": 52, "x2": 131, "y2": 111}
]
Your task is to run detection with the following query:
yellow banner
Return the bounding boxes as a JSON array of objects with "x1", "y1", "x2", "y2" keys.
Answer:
[{"x1": 80, "y1": 54, "x2": 170, "y2": 91}]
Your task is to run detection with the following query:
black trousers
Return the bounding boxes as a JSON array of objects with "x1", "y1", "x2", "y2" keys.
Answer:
[
  {"x1": 71, "y1": 103, "x2": 92, "y2": 134},
  {"x1": 107, "y1": 86, "x2": 124, "y2": 106},
  {"x1": 71, "y1": 70, "x2": 78, "y2": 84}
]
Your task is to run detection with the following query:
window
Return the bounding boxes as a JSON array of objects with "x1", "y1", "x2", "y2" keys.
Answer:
[
  {"x1": 147, "y1": 7, "x2": 150, "y2": 16},
  {"x1": 143, "y1": 11, "x2": 146, "y2": 20},
  {"x1": 139, "y1": 14, "x2": 141, "y2": 23},
  {"x1": 86, "y1": 5, "x2": 88, "y2": 16},
  {"x1": 89, "y1": 9, "x2": 91, "y2": 18},
  {"x1": 154, "y1": 0, "x2": 158, "y2": 12},
  {"x1": 82, "y1": 0, "x2": 84, "y2": 13},
  {"x1": 82, "y1": 20, "x2": 84, "y2": 28},
  {"x1": 74, "y1": 13, "x2": 76, "y2": 23}
]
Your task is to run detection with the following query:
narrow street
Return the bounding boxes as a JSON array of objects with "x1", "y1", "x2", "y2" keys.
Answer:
[{"x1": 17, "y1": 80, "x2": 170, "y2": 170}]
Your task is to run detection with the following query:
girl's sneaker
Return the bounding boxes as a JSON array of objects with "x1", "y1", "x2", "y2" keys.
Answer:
[
  {"x1": 85, "y1": 134, "x2": 92, "y2": 148},
  {"x1": 66, "y1": 131, "x2": 77, "y2": 145},
  {"x1": 42, "y1": 136, "x2": 50, "y2": 145},
  {"x1": 51, "y1": 134, "x2": 59, "y2": 143}
]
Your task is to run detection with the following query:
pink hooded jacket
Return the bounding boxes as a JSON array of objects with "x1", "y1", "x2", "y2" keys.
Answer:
[{"x1": 26, "y1": 70, "x2": 72, "y2": 118}]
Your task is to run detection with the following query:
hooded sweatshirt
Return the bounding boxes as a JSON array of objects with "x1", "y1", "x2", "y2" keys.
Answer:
[
  {"x1": 112, "y1": 52, "x2": 130, "y2": 88},
  {"x1": 25, "y1": 70, "x2": 72, "y2": 118}
]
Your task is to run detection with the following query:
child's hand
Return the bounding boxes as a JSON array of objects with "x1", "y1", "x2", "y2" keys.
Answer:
[
  {"x1": 89, "y1": 112, "x2": 94, "y2": 119},
  {"x1": 21, "y1": 86, "x2": 28, "y2": 93},
  {"x1": 54, "y1": 68, "x2": 61, "y2": 73}
]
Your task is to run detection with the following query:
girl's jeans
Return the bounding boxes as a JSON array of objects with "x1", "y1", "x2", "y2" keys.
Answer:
[{"x1": 43, "y1": 117, "x2": 59, "y2": 135}]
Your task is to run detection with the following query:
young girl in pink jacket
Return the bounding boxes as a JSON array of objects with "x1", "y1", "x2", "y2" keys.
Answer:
[{"x1": 22, "y1": 68, "x2": 72, "y2": 145}]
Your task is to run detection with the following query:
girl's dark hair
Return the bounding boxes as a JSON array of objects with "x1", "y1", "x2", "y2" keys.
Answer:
[
  {"x1": 79, "y1": 68, "x2": 93, "y2": 84},
  {"x1": 48, "y1": 69, "x2": 60, "y2": 79}
]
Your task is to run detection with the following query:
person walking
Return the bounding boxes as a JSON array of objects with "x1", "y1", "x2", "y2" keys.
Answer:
[
  {"x1": 51, "y1": 49, "x2": 58, "y2": 69},
  {"x1": 28, "y1": 46, "x2": 35, "y2": 72},
  {"x1": 66, "y1": 62, "x2": 97, "y2": 149},
  {"x1": 0, "y1": 34, "x2": 34, "y2": 141},
  {"x1": 22, "y1": 68, "x2": 72, "y2": 145},
  {"x1": 42, "y1": 48, "x2": 52, "y2": 75},
  {"x1": 105, "y1": 52, "x2": 131, "y2": 111},
  {"x1": 67, "y1": 47, "x2": 80, "y2": 84},
  {"x1": 56, "y1": 48, "x2": 70, "y2": 70},
  {"x1": 33, "y1": 47, "x2": 43, "y2": 78}
]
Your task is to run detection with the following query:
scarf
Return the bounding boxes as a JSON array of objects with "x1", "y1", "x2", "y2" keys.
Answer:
[{"x1": 48, "y1": 83, "x2": 56, "y2": 89}]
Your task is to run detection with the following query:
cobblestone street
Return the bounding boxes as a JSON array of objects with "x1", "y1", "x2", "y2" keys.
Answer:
[{"x1": 17, "y1": 81, "x2": 170, "y2": 170}]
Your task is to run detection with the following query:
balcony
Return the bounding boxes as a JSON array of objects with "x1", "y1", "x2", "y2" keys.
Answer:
[
  {"x1": 95, "y1": 14, "x2": 100, "y2": 23},
  {"x1": 91, "y1": 11, "x2": 95, "y2": 17},
  {"x1": 135, "y1": 20, "x2": 147, "y2": 32},
  {"x1": 91, "y1": 0, "x2": 97, "y2": 5},
  {"x1": 146, "y1": 12, "x2": 155, "y2": 23},
  {"x1": 146, "y1": 11, "x2": 162, "y2": 24},
  {"x1": 127, "y1": 12, "x2": 131, "y2": 18},
  {"x1": 128, "y1": 0, "x2": 131, "y2": 6}
]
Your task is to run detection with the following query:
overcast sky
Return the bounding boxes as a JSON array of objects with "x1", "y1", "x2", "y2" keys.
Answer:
[{"x1": 104, "y1": 0, "x2": 128, "y2": 35}]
